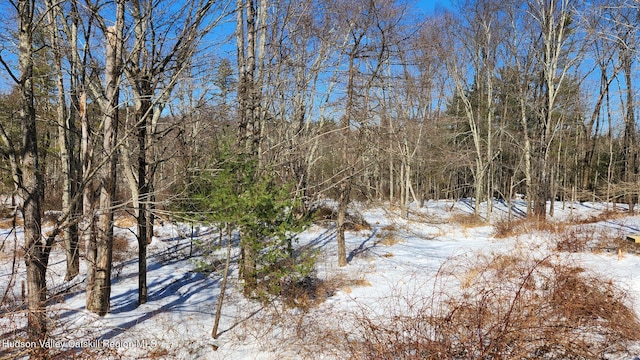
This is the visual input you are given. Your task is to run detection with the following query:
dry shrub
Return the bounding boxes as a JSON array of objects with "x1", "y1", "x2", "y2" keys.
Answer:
[
  {"x1": 343, "y1": 252, "x2": 640, "y2": 360},
  {"x1": 592, "y1": 227, "x2": 640, "y2": 255},
  {"x1": 493, "y1": 217, "x2": 564, "y2": 238},
  {"x1": 556, "y1": 227, "x2": 593, "y2": 252},
  {"x1": 309, "y1": 204, "x2": 335, "y2": 222},
  {"x1": 0, "y1": 217, "x2": 23, "y2": 229},
  {"x1": 451, "y1": 213, "x2": 486, "y2": 228},
  {"x1": 381, "y1": 224, "x2": 396, "y2": 231},
  {"x1": 42, "y1": 210, "x2": 62, "y2": 228},
  {"x1": 378, "y1": 233, "x2": 402, "y2": 246},
  {"x1": 0, "y1": 205, "x2": 14, "y2": 218},
  {"x1": 280, "y1": 276, "x2": 335, "y2": 311},
  {"x1": 114, "y1": 214, "x2": 137, "y2": 228},
  {"x1": 309, "y1": 204, "x2": 370, "y2": 230},
  {"x1": 571, "y1": 209, "x2": 628, "y2": 225},
  {"x1": 112, "y1": 235, "x2": 130, "y2": 262},
  {"x1": 554, "y1": 225, "x2": 640, "y2": 255},
  {"x1": 493, "y1": 218, "x2": 529, "y2": 238},
  {"x1": 351, "y1": 222, "x2": 371, "y2": 232},
  {"x1": 281, "y1": 274, "x2": 371, "y2": 311}
]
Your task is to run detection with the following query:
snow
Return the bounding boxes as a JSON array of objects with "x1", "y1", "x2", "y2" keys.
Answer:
[{"x1": 2, "y1": 199, "x2": 640, "y2": 359}]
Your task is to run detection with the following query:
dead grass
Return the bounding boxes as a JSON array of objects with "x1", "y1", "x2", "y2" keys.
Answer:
[
  {"x1": 351, "y1": 222, "x2": 371, "y2": 232},
  {"x1": 114, "y1": 214, "x2": 137, "y2": 228},
  {"x1": 571, "y1": 209, "x2": 629, "y2": 224},
  {"x1": 112, "y1": 235, "x2": 131, "y2": 262},
  {"x1": 341, "y1": 278, "x2": 373, "y2": 295},
  {"x1": 493, "y1": 217, "x2": 565, "y2": 238},
  {"x1": 340, "y1": 251, "x2": 640, "y2": 360},
  {"x1": 381, "y1": 224, "x2": 396, "y2": 231},
  {"x1": 450, "y1": 213, "x2": 486, "y2": 228},
  {"x1": 281, "y1": 274, "x2": 371, "y2": 311},
  {"x1": 0, "y1": 217, "x2": 22, "y2": 229},
  {"x1": 309, "y1": 204, "x2": 371, "y2": 231},
  {"x1": 378, "y1": 233, "x2": 403, "y2": 246}
]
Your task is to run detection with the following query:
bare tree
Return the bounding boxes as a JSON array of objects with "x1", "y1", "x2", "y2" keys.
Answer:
[
  {"x1": 45, "y1": 0, "x2": 82, "y2": 281},
  {"x1": 444, "y1": 0, "x2": 511, "y2": 219},
  {"x1": 609, "y1": 0, "x2": 639, "y2": 212},
  {"x1": 0, "y1": 0, "x2": 49, "y2": 346},
  {"x1": 85, "y1": 0, "x2": 125, "y2": 315},
  {"x1": 121, "y1": 0, "x2": 223, "y2": 305},
  {"x1": 235, "y1": 0, "x2": 268, "y2": 288},
  {"x1": 17, "y1": 0, "x2": 48, "y2": 343},
  {"x1": 528, "y1": 0, "x2": 581, "y2": 218}
]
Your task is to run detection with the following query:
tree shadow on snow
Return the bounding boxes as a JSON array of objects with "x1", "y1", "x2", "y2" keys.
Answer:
[
  {"x1": 347, "y1": 228, "x2": 378, "y2": 263},
  {"x1": 98, "y1": 274, "x2": 215, "y2": 342}
]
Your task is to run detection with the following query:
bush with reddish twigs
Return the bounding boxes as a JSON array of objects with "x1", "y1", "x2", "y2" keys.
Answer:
[{"x1": 341, "y1": 251, "x2": 640, "y2": 360}]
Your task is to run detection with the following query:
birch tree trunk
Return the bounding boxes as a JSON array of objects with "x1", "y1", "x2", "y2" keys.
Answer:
[{"x1": 530, "y1": 0, "x2": 575, "y2": 219}]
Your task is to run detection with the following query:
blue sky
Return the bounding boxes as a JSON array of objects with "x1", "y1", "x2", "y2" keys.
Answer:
[{"x1": 414, "y1": 0, "x2": 452, "y2": 14}]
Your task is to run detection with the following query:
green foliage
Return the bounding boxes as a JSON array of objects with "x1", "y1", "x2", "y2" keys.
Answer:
[
  {"x1": 175, "y1": 147, "x2": 312, "y2": 299},
  {"x1": 255, "y1": 248, "x2": 319, "y2": 304}
]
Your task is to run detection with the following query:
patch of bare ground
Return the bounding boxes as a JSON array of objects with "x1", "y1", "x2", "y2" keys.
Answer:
[{"x1": 232, "y1": 274, "x2": 375, "y2": 358}]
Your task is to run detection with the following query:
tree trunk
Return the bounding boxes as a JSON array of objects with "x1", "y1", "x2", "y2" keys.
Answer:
[
  {"x1": 137, "y1": 99, "x2": 150, "y2": 305},
  {"x1": 622, "y1": 49, "x2": 636, "y2": 213},
  {"x1": 212, "y1": 223, "x2": 232, "y2": 339},
  {"x1": 17, "y1": 0, "x2": 50, "y2": 348},
  {"x1": 87, "y1": 5, "x2": 123, "y2": 314},
  {"x1": 336, "y1": 185, "x2": 349, "y2": 267},
  {"x1": 47, "y1": 1, "x2": 80, "y2": 281},
  {"x1": 336, "y1": 38, "x2": 359, "y2": 267}
]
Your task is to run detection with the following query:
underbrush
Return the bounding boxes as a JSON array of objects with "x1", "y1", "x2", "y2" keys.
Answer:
[
  {"x1": 450, "y1": 213, "x2": 486, "y2": 227},
  {"x1": 493, "y1": 217, "x2": 563, "y2": 238},
  {"x1": 248, "y1": 249, "x2": 640, "y2": 359},
  {"x1": 309, "y1": 204, "x2": 371, "y2": 230},
  {"x1": 494, "y1": 209, "x2": 629, "y2": 239},
  {"x1": 337, "y1": 251, "x2": 640, "y2": 359},
  {"x1": 494, "y1": 213, "x2": 640, "y2": 256}
]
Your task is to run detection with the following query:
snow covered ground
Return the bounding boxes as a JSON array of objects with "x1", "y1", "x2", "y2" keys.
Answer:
[{"x1": 2, "y1": 199, "x2": 640, "y2": 359}]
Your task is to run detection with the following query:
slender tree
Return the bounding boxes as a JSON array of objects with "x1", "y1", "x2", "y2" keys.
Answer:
[
  {"x1": 85, "y1": 0, "x2": 125, "y2": 315},
  {"x1": 0, "y1": 0, "x2": 50, "y2": 346},
  {"x1": 528, "y1": 0, "x2": 581, "y2": 218},
  {"x1": 121, "y1": 0, "x2": 223, "y2": 306}
]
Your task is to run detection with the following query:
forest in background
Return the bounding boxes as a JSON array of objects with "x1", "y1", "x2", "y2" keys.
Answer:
[{"x1": 2, "y1": 0, "x2": 640, "y2": 352}]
